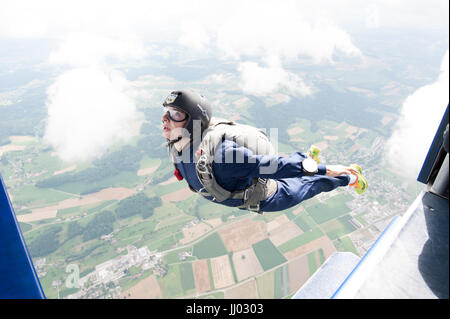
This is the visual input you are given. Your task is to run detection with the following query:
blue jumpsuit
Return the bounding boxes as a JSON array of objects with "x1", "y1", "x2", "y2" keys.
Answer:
[{"x1": 173, "y1": 140, "x2": 350, "y2": 212}]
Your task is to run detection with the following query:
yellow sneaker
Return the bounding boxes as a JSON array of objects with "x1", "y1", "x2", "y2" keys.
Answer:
[
  {"x1": 348, "y1": 164, "x2": 368, "y2": 195},
  {"x1": 308, "y1": 145, "x2": 320, "y2": 164}
]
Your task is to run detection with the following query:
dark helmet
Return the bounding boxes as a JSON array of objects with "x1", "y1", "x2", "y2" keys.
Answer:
[{"x1": 162, "y1": 90, "x2": 212, "y2": 138}]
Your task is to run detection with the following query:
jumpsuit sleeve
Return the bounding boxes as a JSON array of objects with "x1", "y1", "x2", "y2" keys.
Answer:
[{"x1": 213, "y1": 140, "x2": 327, "y2": 179}]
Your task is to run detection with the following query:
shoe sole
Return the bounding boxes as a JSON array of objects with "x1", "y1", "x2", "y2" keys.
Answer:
[
  {"x1": 309, "y1": 145, "x2": 320, "y2": 164},
  {"x1": 349, "y1": 164, "x2": 367, "y2": 194}
]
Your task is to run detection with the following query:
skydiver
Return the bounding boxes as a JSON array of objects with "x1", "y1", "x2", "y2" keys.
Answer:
[{"x1": 161, "y1": 90, "x2": 367, "y2": 213}]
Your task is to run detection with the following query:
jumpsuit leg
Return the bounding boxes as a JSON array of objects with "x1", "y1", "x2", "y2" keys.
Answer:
[{"x1": 260, "y1": 174, "x2": 350, "y2": 212}]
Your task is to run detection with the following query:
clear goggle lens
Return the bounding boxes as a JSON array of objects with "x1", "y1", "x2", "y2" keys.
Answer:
[{"x1": 163, "y1": 107, "x2": 187, "y2": 122}]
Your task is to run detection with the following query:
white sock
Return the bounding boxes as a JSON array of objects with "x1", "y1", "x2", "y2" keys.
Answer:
[{"x1": 348, "y1": 174, "x2": 357, "y2": 185}]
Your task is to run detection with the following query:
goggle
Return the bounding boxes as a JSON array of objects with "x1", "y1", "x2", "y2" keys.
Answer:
[{"x1": 163, "y1": 107, "x2": 187, "y2": 122}]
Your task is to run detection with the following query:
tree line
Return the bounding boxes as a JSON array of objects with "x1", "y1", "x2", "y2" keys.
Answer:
[{"x1": 28, "y1": 192, "x2": 162, "y2": 258}]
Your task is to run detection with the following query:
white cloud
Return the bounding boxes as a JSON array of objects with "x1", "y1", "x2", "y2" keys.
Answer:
[
  {"x1": 184, "y1": 1, "x2": 362, "y2": 97},
  {"x1": 294, "y1": 0, "x2": 449, "y2": 32},
  {"x1": 178, "y1": 20, "x2": 211, "y2": 53},
  {"x1": 202, "y1": 73, "x2": 236, "y2": 86},
  {"x1": 0, "y1": 99, "x2": 13, "y2": 107},
  {"x1": 1, "y1": 0, "x2": 447, "y2": 161},
  {"x1": 385, "y1": 50, "x2": 449, "y2": 178},
  {"x1": 44, "y1": 67, "x2": 141, "y2": 162},
  {"x1": 215, "y1": 2, "x2": 362, "y2": 64},
  {"x1": 238, "y1": 56, "x2": 312, "y2": 97},
  {"x1": 365, "y1": 0, "x2": 448, "y2": 31},
  {"x1": 0, "y1": 1, "x2": 48, "y2": 38},
  {"x1": 44, "y1": 33, "x2": 145, "y2": 162},
  {"x1": 1, "y1": 0, "x2": 447, "y2": 40},
  {"x1": 48, "y1": 33, "x2": 146, "y2": 68},
  {"x1": 0, "y1": 0, "x2": 363, "y2": 87},
  {"x1": 364, "y1": 4, "x2": 381, "y2": 29}
]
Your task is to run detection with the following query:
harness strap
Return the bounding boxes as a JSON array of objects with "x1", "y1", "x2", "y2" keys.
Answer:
[
  {"x1": 192, "y1": 176, "x2": 276, "y2": 214},
  {"x1": 242, "y1": 178, "x2": 266, "y2": 212}
]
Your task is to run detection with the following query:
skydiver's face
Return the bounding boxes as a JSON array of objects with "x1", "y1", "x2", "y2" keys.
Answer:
[{"x1": 162, "y1": 106, "x2": 188, "y2": 140}]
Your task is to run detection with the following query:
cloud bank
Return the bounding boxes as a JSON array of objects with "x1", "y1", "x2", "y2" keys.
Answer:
[
  {"x1": 0, "y1": 0, "x2": 447, "y2": 162},
  {"x1": 385, "y1": 50, "x2": 449, "y2": 178},
  {"x1": 238, "y1": 57, "x2": 312, "y2": 97},
  {"x1": 34, "y1": 1, "x2": 367, "y2": 161},
  {"x1": 207, "y1": 1, "x2": 362, "y2": 97},
  {"x1": 44, "y1": 67, "x2": 140, "y2": 162},
  {"x1": 44, "y1": 33, "x2": 144, "y2": 162}
]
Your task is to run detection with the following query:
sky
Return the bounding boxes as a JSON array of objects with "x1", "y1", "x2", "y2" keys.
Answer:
[{"x1": 0, "y1": 0, "x2": 448, "y2": 176}]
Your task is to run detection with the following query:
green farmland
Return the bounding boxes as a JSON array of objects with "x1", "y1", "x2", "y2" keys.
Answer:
[
  {"x1": 322, "y1": 215, "x2": 357, "y2": 240},
  {"x1": 193, "y1": 232, "x2": 228, "y2": 259},
  {"x1": 253, "y1": 239, "x2": 287, "y2": 271},
  {"x1": 306, "y1": 193, "x2": 354, "y2": 224},
  {"x1": 158, "y1": 264, "x2": 184, "y2": 298},
  {"x1": 278, "y1": 227, "x2": 324, "y2": 254},
  {"x1": 179, "y1": 262, "x2": 196, "y2": 294}
]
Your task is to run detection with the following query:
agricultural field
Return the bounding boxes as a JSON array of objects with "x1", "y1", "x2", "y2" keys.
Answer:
[
  {"x1": 278, "y1": 228, "x2": 324, "y2": 254},
  {"x1": 193, "y1": 232, "x2": 228, "y2": 259},
  {"x1": 224, "y1": 280, "x2": 259, "y2": 299},
  {"x1": 321, "y1": 215, "x2": 357, "y2": 240},
  {"x1": 3, "y1": 128, "x2": 414, "y2": 299},
  {"x1": 232, "y1": 248, "x2": 264, "y2": 282},
  {"x1": 0, "y1": 127, "x2": 407, "y2": 300},
  {"x1": 256, "y1": 270, "x2": 275, "y2": 299},
  {"x1": 11, "y1": 167, "x2": 380, "y2": 300},
  {"x1": 192, "y1": 259, "x2": 211, "y2": 294},
  {"x1": 306, "y1": 193, "x2": 354, "y2": 224},
  {"x1": 209, "y1": 254, "x2": 235, "y2": 289},
  {"x1": 218, "y1": 217, "x2": 267, "y2": 252},
  {"x1": 121, "y1": 274, "x2": 162, "y2": 299},
  {"x1": 179, "y1": 262, "x2": 196, "y2": 294},
  {"x1": 0, "y1": 73, "x2": 421, "y2": 300},
  {"x1": 253, "y1": 239, "x2": 287, "y2": 271},
  {"x1": 333, "y1": 236, "x2": 359, "y2": 256},
  {"x1": 158, "y1": 264, "x2": 185, "y2": 298}
]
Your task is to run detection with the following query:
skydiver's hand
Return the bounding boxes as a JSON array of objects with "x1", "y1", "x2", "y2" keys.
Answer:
[{"x1": 325, "y1": 165, "x2": 352, "y2": 177}]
